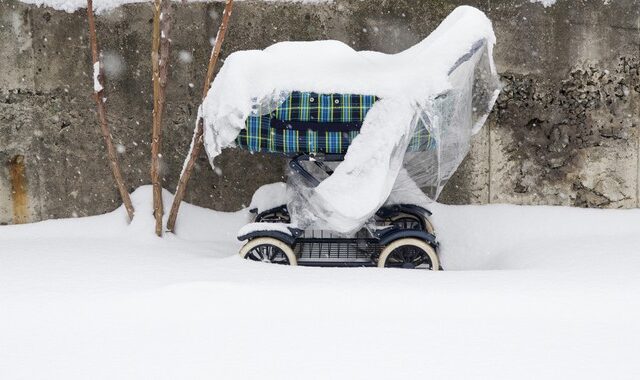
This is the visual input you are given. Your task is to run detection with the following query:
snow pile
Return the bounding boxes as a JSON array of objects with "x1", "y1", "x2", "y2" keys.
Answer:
[
  {"x1": 249, "y1": 182, "x2": 288, "y2": 213},
  {"x1": 19, "y1": 0, "x2": 331, "y2": 14},
  {"x1": 1, "y1": 187, "x2": 640, "y2": 379},
  {"x1": 237, "y1": 222, "x2": 293, "y2": 237},
  {"x1": 202, "y1": 6, "x2": 500, "y2": 234}
]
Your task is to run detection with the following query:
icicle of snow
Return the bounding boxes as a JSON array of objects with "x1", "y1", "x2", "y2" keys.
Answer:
[{"x1": 93, "y1": 61, "x2": 103, "y2": 93}]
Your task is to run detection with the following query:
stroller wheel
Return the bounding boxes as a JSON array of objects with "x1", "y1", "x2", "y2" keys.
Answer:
[
  {"x1": 378, "y1": 238, "x2": 439, "y2": 270},
  {"x1": 239, "y1": 237, "x2": 297, "y2": 266},
  {"x1": 390, "y1": 214, "x2": 435, "y2": 234}
]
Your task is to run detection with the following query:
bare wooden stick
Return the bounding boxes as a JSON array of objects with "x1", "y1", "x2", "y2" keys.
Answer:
[
  {"x1": 166, "y1": 0, "x2": 234, "y2": 232},
  {"x1": 151, "y1": 0, "x2": 162, "y2": 236},
  {"x1": 87, "y1": 0, "x2": 135, "y2": 221},
  {"x1": 200, "y1": 0, "x2": 234, "y2": 100},
  {"x1": 151, "y1": 0, "x2": 173, "y2": 237}
]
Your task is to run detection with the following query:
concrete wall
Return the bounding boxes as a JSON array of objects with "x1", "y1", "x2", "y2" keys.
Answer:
[{"x1": 0, "y1": 0, "x2": 638, "y2": 224}]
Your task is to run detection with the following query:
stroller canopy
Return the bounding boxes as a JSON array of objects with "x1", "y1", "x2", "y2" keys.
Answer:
[{"x1": 201, "y1": 6, "x2": 500, "y2": 233}]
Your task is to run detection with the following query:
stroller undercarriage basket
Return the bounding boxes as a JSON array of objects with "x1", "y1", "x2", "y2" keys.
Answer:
[
  {"x1": 241, "y1": 198, "x2": 440, "y2": 269},
  {"x1": 295, "y1": 230, "x2": 381, "y2": 266}
]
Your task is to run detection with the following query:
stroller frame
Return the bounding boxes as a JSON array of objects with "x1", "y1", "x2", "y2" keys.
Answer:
[{"x1": 238, "y1": 153, "x2": 441, "y2": 269}]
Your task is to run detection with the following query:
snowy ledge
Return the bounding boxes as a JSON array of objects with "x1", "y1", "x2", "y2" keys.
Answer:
[{"x1": 18, "y1": 0, "x2": 331, "y2": 14}]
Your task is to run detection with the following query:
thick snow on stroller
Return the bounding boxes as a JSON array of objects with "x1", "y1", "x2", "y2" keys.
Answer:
[{"x1": 200, "y1": 6, "x2": 500, "y2": 269}]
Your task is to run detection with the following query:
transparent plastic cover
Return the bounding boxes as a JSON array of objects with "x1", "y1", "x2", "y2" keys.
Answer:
[{"x1": 201, "y1": 6, "x2": 500, "y2": 234}]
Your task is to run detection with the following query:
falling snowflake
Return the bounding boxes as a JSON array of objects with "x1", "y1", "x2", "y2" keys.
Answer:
[
  {"x1": 178, "y1": 50, "x2": 193, "y2": 64},
  {"x1": 101, "y1": 51, "x2": 125, "y2": 79}
]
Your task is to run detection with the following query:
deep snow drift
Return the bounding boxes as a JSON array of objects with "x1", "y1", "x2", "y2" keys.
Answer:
[{"x1": 1, "y1": 186, "x2": 640, "y2": 379}]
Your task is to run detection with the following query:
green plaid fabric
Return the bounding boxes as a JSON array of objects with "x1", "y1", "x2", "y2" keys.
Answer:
[
  {"x1": 237, "y1": 91, "x2": 434, "y2": 154},
  {"x1": 273, "y1": 92, "x2": 376, "y2": 122}
]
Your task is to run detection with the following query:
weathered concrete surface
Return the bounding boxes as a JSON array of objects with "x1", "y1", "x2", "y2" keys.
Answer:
[
  {"x1": 0, "y1": 0, "x2": 639, "y2": 224},
  {"x1": 485, "y1": 1, "x2": 640, "y2": 208}
]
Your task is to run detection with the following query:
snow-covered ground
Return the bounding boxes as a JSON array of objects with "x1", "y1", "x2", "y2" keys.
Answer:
[{"x1": 1, "y1": 186, "x2": 639, "y2": 379}]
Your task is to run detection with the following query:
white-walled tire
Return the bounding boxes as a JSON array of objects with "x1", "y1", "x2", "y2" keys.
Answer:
[
  {"x1": 239, "y1": 237, "x2": 297, "y2": 265},
  {"x1": 378, "y1": 238, "x2": 440, "y2": 270}
]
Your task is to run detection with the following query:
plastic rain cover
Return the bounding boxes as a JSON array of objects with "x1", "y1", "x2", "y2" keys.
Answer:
[{"x1": 201, "y1": 6, "x2": 500, "y2": 234}]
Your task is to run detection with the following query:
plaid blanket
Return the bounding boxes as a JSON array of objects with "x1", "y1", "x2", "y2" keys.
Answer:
[{"x1": 236, "y1": 92, "x2": 434, "y2": 154}]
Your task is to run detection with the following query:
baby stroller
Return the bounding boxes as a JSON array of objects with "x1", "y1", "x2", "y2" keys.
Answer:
[
  {"x1": 199, "y1": 6, "x2": 500, "y2": 270},
  {"x1": 236, "y1": 92, "x2": 441, "y2": 269}
]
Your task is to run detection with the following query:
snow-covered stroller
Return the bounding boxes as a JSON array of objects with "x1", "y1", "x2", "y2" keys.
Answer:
[{"x1": 200, "y1": 6, "x2": 500, "y2": 269}]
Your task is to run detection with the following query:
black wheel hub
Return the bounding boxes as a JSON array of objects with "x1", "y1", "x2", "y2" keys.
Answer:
[
  {"x1": 385, "y1": 245, "x2": 431, "y2": 269},
  {"x1": 246, "y1": 244, "x2": 290, "y2": 265}
]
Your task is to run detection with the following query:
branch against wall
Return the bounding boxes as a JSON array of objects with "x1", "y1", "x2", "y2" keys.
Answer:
[
  {"x1": 87, "y1": 0, "x2": 135, "y2": 222},
  {"x1": 151, "y1": 0, "x2": 173, "y2": 236},
  {"x1": 166, "y1": 0, "x2": 234, "y2": 233}
]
